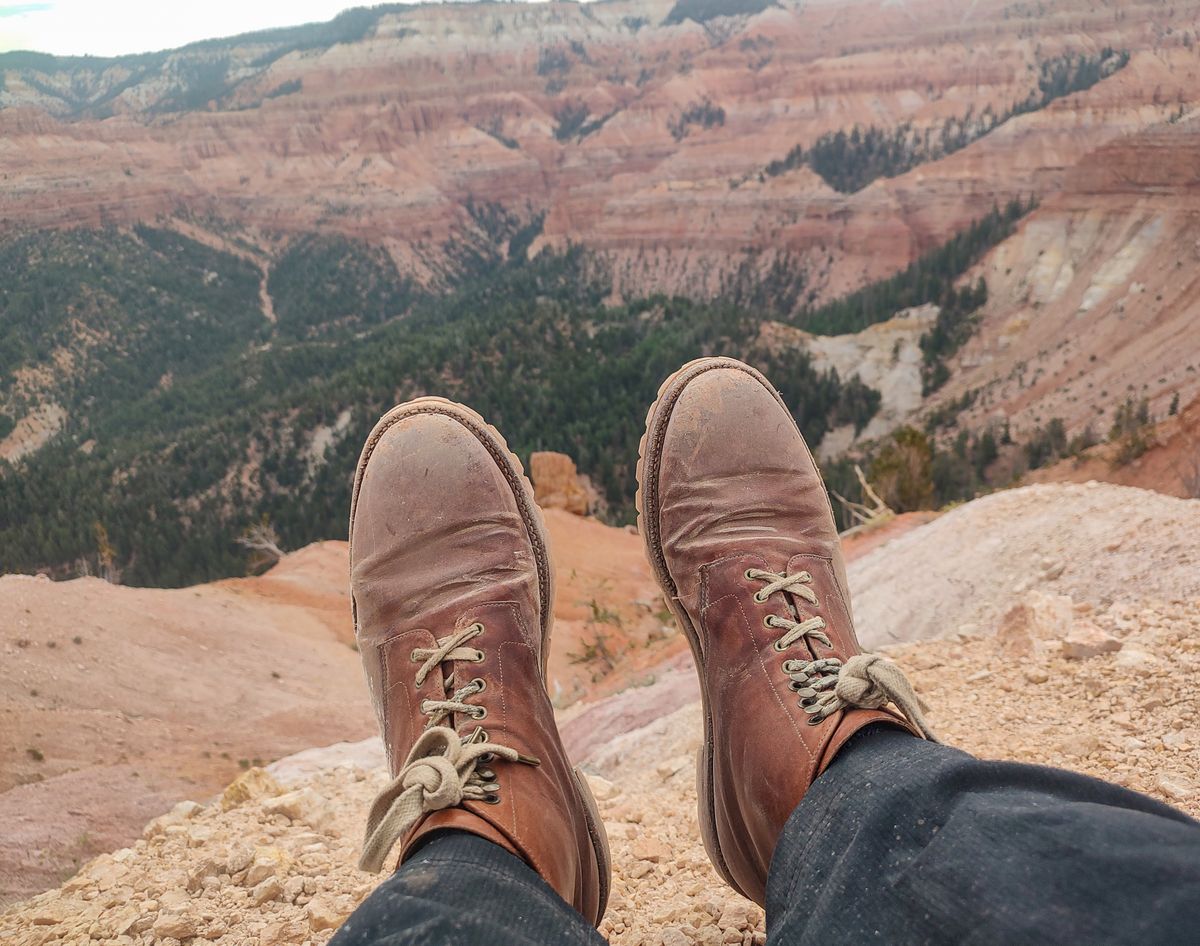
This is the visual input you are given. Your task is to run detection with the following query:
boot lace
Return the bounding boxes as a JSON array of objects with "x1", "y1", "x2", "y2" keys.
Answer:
[
  {"x1": 358, "y1": 622, "x2": 539, "y2": 872},
  {"x1": 746, "y1": 569, "x2": 938, "y2": 741}
]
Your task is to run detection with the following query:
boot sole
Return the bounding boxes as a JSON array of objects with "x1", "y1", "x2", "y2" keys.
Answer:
[
  {"x1": 635, "y1": 357, "x2": 788, "y2": 902},
  {"x1": 350, "y1": 396, "x2": 611, "y2": 924}
]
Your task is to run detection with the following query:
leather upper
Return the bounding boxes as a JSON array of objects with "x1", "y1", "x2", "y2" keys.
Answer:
[{"x1": 349, "y1": 403, "x2": 607, "y2": 924}]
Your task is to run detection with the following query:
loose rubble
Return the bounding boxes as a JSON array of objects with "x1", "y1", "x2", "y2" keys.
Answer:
[
  {"x1": 851, "y1": 482, "x2": 1200, "y2": 646},
  {"x1": 3, "y1": 587, "x2": 1198, "y2": 945}
]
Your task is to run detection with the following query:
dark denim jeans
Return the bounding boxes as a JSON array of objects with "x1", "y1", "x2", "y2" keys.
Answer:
[{"x1": 332, "y1": 727, "x2": 1200, "y2": 945}]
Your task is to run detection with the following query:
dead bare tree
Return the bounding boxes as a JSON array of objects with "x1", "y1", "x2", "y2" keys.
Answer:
[
  {"x1": 237, "y1": 521, "x2": 285, "y2": 567},
  {"x1": 831, "y1": 465, "x2": 895, "y2": 537}
]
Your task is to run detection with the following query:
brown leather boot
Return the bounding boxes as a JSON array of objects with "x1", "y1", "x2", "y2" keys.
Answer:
[
  {"x1": 349, "y1": 397, "x2": 610, "y2": 925},
  {"x1": 636, "y1": 357, "x2": 936, "y2": 906}
]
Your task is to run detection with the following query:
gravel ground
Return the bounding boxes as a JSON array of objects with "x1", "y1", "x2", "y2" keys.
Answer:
[
  {"x1": 850, "y1": 482, "x2": 1200, "y2": 647},
  {"x1": 4, "y1": 590, "x2": 1197, "y2": 946}
]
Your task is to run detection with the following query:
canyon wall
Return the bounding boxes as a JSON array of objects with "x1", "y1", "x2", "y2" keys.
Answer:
[{"x1": 2, "y1": 0, "x2": 1198, "y2": 301}]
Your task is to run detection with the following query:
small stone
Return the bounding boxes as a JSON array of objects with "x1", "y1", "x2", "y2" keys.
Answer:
[
  {"x1": 186, "y1": 823, "x2": 216, "y2": 846},
  {"x1": 1024, "y1": 667, "x2": 1050, "y2": 684},
  {"x1": 661, "y1": 928, "x2": 691, "y2": 946},
  {"x1": 159, "y1": 889, "x2": 190, "y2": 913},
  {"x1": 142, "y1": 800, "x2": 205, "y2": 838},
  {"x1": 283, "y1": 876, "x2": 306, "y2": 903},
  {"x1": 185, "y1": 858, "x2": 223, "y2": 893},
  {"x1": 717, "y1": 901, "x2": 753, "y2": 931},
  {"x1": 152, "y1": 914, "x2": 198, "y2": 940},
  {"x1": 250, "y1": 877, "x2": 283, "y2": 906},
  {"x1": 585, "y1": 774, "x2": 621, "y2": 801},
  {"x1": 1061, "y1": 621, "x2": 1123, "y2": 660},
  {"x1": 603, "y1": 821, "x2": 639, "y2": 840},
  {"x1": 221, "y1": 767, "x2": 283, "y2": 811},
  {"x1": 262, "y1": 788, "x2": 332, "y2": 831},
  {"x1": 610, "y1": 802, "x2": 643, "y2": 823},
  {"x1": 29, "y1": 898, "x2": 70, "y2": 926},
  {"x1": 1156, "y1": 775, "x2": 1196, "y2": 801},
  {"x1": 632, "y1": 838, "x2": 669, "y2": 863},
  {"x1": 259, "y1": 918, "x2": 308, "y2": 945},
  {"x1": 306, "y1": 894, "x2": 351, "y2": 932},
  {"x1": 1057, "y1": 732, "x2": 1101, "y2": 759},
  {"x1": 995, "y1": 606, "x2": 1036, "y2": 658},
  {"x1": 244, "y1": 846, "x2": 291, "y2": 886},
  {"x1": 1041, "y1": 560, "x2": 1065, "y2": 581},
  {"x1": 1114, "y1": 647, "x2": 1159, "y2": 669},
  {"x1": 226, "y1": 845, "x2": 254, "y2": 874}
]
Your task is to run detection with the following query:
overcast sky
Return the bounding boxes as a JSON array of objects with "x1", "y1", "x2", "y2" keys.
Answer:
[{"x1": 0, "y1": 1, "x2": 386, "y2": 57}]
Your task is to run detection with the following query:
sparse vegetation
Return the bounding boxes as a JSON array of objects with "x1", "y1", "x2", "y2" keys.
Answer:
[
  {"x1": 668, "y1": 99, "x2": 726, "y2": 141},
  {"x1": 663, "y1": 0, "x2": 774, "y2": 26},
  {"x1": 765, "y1": 50, "x2": 1130, "y2": 193},
  {"x1": 537, "y1": 47, "x2": 570, "y2": 76},
  {"x1": 265, "y1": 79, "x2": 302, "y2": 99},
  {"x1": 569, "y1": 598, "x2": 626, "y2": 680},
  {"x1": 867, "y1": 427, "x2": 935, "y2": 512},
  {"x1": 919, "y1": 278, "x2": 989, "y2": 394},
  {"x1": 0, "y1": 5, "x2": 401, "y2": 117},
  {"x1": 800, "y1": 198, "x2": 1032, "y2": 335},
  {"x1": 554, "y1": 102, "x2": 591, "y2": 140},
  {"x1": 1109, "y1": 397, "x2": 1155, "y2": 466}
]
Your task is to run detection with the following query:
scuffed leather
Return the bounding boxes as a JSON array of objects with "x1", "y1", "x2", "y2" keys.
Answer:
[
  {"x1": 349, "y1": 404, "x2": 607, "y2": 925},
  {"x1": 643, "y1": 359, "x2": 918, "y2": 906}
]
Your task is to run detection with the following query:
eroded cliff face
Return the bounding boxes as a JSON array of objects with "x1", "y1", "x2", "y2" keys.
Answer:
[
  {"x1": 2, "y1": 0, "x2": 1198, "y2": 300},
  {"x1": 759, "y1": 305, "x2": 936, "y2": 454},
  {"x1": 932, "y1": 119, "x2": 1200, "y2": 443}
]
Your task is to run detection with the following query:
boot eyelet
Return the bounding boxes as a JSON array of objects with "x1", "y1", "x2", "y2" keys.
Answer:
[
  {"x1": 753, "y1": 591, "x2": 768, "y2": 603},
  {"x1": 472, "y1": 707, "x2": 488, "y2": 720},
  {"x1": 763, "y1": 615, "x2": 777, "y2": 629},
  {"x1": 744, "y1": 569, "x2": 757, "y2": 580},
  {"x1": 470, "y1": 678, "x2": 487, "y2": 693},
  {"x1": 806, "y1": 715, "x2": 823, "y2": 726},
  {"x1": 788, "y1": 680, "x2": 801, "y2": 691},
  {"x1": 483, "y1": 793, "x2": 501, "y2": 805},
  {"x1": 479, "y1": 752, "x2": 495, "y2": 763}
]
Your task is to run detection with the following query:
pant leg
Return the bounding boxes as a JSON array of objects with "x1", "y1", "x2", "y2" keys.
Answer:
[
  {"x1": 332, "y1": 831, "x2": 607, "y2": 946},
  {"x1": 766, "y1": 726, "x2": 1200, "y2": 946}
]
